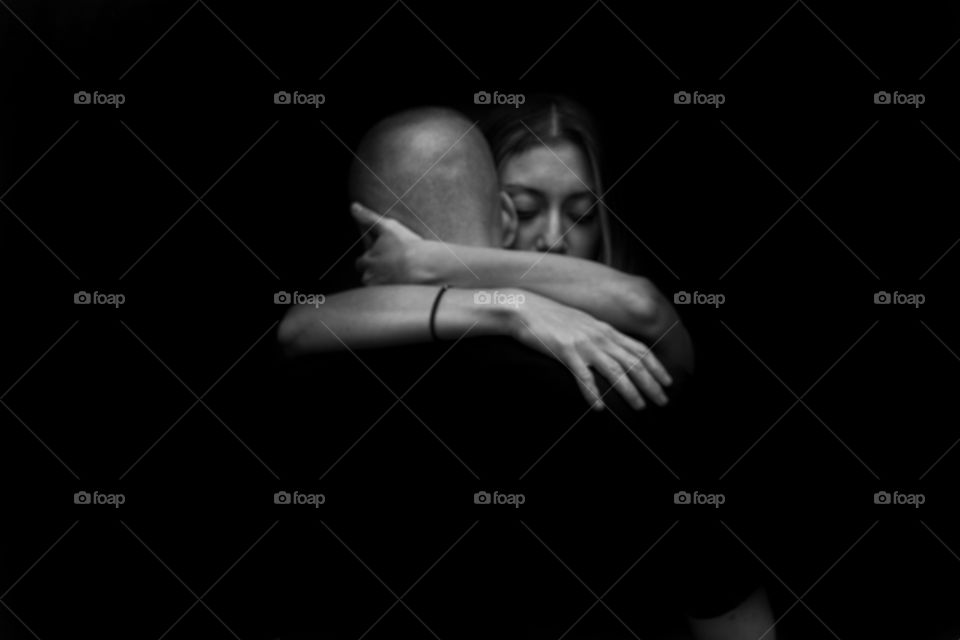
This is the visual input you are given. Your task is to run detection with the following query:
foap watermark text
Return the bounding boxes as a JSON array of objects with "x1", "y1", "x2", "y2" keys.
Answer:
[
  {"x1": 75, "y1": 291, "x2": 125, "y2": 308},
  {"x1": 275, "y1": 291, "x2": 325, "y2": 307},
  {"x1": 874, "y1": 290, "x2": 924, "y2": 308},
  {"x1": 674, "y1": 290, "x2": 725, "y2": 308},
  {"x1": 474, "y1": 490, "x2": 525, "y2": 508},
  {"x1": 274, "y1": 90, "x2": 325, "y2": 107},
  {"x1": 274, "y1": 490, "x2": 326, "y2": 508},
  {"x1": 674, "y1": 490, "x2": 725, "y2": 508},
  {"x1": 474, "y1": 290, "x2": 525, "y2": 308},
  {"x1": 74, "y1": 490, "x2": 125, "y2": 508},
  {"x1": 474, "y1": 91, "x2": 525, "y2": 108},
  {"x1": 674, "y1": 90, "x2": 725, "y2": 108},
  {"x1": 74, "y1": 90, "x2": 125, "y2": 108}
]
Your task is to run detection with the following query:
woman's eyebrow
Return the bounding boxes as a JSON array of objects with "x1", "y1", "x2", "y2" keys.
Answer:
[
  {"x1": 504, "y1": 184, "x2": 542, "y2": 196},
  {"x1": 565, "y1": 190, "x2": 596, "y2": 202}
]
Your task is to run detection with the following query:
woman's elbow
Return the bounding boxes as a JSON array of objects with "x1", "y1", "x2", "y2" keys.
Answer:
[
  {"x1": 624, "y1": 276, "x2": 664, "y2": 330},
  {"x1": 626, "y1": 277, "x2": 695, "y2": 375},
  {"x1": 277, "y1": 306, "x2": 312, "y2": 357}
]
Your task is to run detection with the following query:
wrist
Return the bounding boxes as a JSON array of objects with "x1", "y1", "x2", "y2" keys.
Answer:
[
  {"x1": 490, "y1": 288, "x2": 527, "y2": 338},
  {"x1": 409, "y1": 241, "x2": 445, "y2": 284},
  {"x1": 478, "y1": 290, "x2": 521, "y2": 337},
  {"x1": 460, "y1": 288, "x2": 523, "y2": 337},
  {"x1": 433, "y1": 288, "x2": 516, "y2": 339}
]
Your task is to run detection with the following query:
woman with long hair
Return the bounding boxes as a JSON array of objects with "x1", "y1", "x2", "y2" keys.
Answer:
[{"x1": 481, "y1": 93, "x2": 635, "y2": 272}]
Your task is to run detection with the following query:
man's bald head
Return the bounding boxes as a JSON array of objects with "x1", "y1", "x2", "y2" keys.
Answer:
[{"x1": 348, "y1": 107, "x2": 501, "y2": 246}]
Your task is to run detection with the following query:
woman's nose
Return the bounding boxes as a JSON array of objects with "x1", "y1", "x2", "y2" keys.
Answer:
[{"x1": 535, "y1": 212, "x2": 567, "y2": 253}]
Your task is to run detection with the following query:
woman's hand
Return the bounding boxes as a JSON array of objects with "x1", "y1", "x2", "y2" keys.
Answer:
[
  {"x1": 504, "y1": 289, "x2": 674, "y2": 411},
  {"x1": 351, "y1": 202, "x2": 435, "y2": 285}
]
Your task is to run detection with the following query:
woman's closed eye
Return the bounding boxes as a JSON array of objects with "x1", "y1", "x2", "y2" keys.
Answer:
[
  {"x1": 510, "y1": 193, "x2": 542, "y2": 221},
  {"x1": 566, "y1": 195, "x2": 598, "y2": 223}
]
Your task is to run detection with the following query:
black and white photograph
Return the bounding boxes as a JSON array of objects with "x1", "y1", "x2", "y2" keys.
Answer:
[{"x1": 2, "y1": 1, "x2": 960, "y2": 638}]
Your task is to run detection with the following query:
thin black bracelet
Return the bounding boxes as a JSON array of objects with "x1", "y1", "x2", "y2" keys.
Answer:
[{"x1": 429, "y1": 284, "x2": 452, "y2": 342}]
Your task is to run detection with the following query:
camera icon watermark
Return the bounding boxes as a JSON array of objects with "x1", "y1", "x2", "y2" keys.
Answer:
[
  {"x1": 673, "y1": 90, "x2": 725, "y2": 108},
  {"x1": 74, "y1": 90, "x2": 126, "y2": 108},
  {"x1": 873, "y1": 290, "x2": 924, "y2": 308},
  {"x1": 473, "y1": 290, "x2": 525, "y2": 308},
  {"x1": 473, "y1": 490, "x2": 525, "y2": 508},
  {"x1": 74, "y1": 290, "x2": 126, "y2": 308},
  {"x1": 473, "y1": 90, "x2": 525, "y2": 108},
  {"x1": 274, "y1": 90, "x2": 325, "y2": 108},
  {"x1": 673, "y1": 490, "x2": 725, "y2": 508},
  {"x1": 673, "y1": 290, "x2": 725, "y2": 308},
  {"x1": 74, "y1": 490, "x2": 126, "y2": 508},
  {"x1": 274, "y1": 490, "x2": 325, "y2": 508},
  {"x1": 873, "y1": 490, "x2": 924, "y2": 508},
  {"x1": 873, "y1": 90, "x2": 924, "y2": 108},
  {"x1": 274, "y1": 291, "x2": 325, "y2": 307}
]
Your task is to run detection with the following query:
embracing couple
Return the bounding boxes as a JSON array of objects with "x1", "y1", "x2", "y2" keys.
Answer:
[
  {"x1": 276, "y1": 95, "x2": 776, "y2": 640},
  {"x1": 279, "y1": 96, "x2": 693, "y2": 413}
]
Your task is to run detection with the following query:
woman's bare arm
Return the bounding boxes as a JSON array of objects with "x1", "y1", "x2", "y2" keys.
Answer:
[
  {"x1": 351, "y1": 204, "x2": 695, "y2": 381},
  {"x1": 277, "y1": 286, "x2": 503, "y2": 353},
  {"x1": 277, "y1": 285, "x2": 674, "y2": 410},
  {"x1": 427, "y1": 246, "x2": 695, "y2": 383},
  {"x1": 424, "y1": 243, "x2": 676, "y2": 327}
]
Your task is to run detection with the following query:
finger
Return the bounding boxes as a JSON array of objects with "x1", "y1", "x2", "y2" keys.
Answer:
[
  {"x1": 592, "y1": 352, "x2": 646, "y2": 411},
  {"x1": 387, "y1": 215, "x2": 423, "y2": 240},
  {"x1": 377, "y1": 217, "x2": 407, "y2": 238},
  {"x1": 350, "y1": 202, "x2": 383, "y2": 235},
  {"x1": 566, "y1": 353, "x2": 604, "y2": 411},
  {"x1": 613, "y1": 332, "x2": 673, "y2": 388},
  {"x1": 612, "y1": 345, "x2": 668, "y2": 407}
]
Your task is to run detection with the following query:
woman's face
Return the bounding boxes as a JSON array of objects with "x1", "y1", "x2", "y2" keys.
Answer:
[{"x1": 499, "y1": 140, "x2": 601, "y2": 260}]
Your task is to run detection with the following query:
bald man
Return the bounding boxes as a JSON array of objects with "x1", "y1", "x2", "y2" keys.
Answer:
[{"x1": 347, "y1": 106, "x2": 513, "y2": 249}]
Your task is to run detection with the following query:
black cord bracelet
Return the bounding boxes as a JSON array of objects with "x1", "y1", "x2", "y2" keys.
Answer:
[{"x1": 429, "y1": 285, "x2": 451, "y2": 342}]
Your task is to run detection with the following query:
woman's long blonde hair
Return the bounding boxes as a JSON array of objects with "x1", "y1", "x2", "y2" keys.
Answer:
[{"x1": 481, "y1": 94, "x2": 633, "y2": 272}]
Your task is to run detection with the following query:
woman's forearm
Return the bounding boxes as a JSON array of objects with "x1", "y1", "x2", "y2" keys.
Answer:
[
  {"x1": 423, "y1": 243, "x2": 695, "y2": 381},
  {"x1": 277, "y1": 285, "x2": 512, "y2": 355},
  {"x1": 423, "y1": 244, "x2": 648, "y2": 328}
]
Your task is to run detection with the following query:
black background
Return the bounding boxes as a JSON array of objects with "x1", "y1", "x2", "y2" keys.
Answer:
[{"x1": 2, "y1": 1, "x2": 960, "y2": 639}]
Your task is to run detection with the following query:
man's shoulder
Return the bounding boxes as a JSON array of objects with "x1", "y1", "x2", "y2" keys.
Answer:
[
  {"x1": 277, "y1": 337, "x2": 582, "y2": 418},
  {"x1": 285, "y1": 336, "x2": 564, "y2": 380}
]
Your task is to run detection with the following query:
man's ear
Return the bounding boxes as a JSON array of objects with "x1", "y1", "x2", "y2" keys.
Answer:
[{"x1": 498, "y1": 191, "x2": 518, "y2": 248}]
